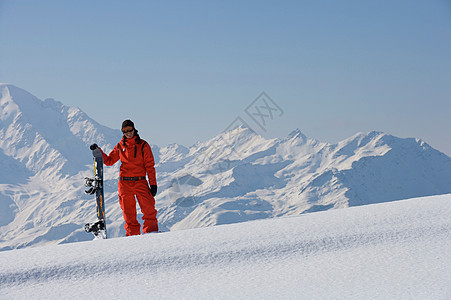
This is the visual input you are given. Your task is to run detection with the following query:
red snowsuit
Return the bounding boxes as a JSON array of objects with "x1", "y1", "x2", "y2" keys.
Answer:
[{"x1": 100, "y1": 135, "x2": 158, "y2": 236}]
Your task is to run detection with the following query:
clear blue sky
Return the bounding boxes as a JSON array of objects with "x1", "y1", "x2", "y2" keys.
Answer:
[{"x1": 1, "y1": 0, "x2": 450, "y2": 155}]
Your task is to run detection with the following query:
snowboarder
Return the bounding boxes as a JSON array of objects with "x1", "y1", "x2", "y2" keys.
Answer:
[{"x1": 91, "y1": 119, "x2": 158, "y2": 236}]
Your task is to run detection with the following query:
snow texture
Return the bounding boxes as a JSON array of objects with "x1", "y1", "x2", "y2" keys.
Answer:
[
  {"x1": 1, "y1": 83, "x2": 451, "y2": 252},
  {"x1": 0, "y1": 194, "x2": 450, "y2": 299}
]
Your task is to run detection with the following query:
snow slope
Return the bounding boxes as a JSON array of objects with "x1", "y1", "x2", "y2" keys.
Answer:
[
  {"x1": 0, "y1": 194, "x2": 450, "y2": 299},
  {"x1": 1, "y1": 83, "x2": 451, "y2": 251}
]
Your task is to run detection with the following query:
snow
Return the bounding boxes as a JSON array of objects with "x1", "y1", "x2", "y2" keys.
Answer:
[
  {"x1": 1, "y1": 83, "x2": 451, "y2": 251},
  {"x1": 0, "y1": 194, "x2": 450, "y2": 299}
]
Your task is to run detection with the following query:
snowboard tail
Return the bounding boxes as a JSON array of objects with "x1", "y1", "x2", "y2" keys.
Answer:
[{"x1": 84, "y1": 220, "x2": 106, "y2": 239}]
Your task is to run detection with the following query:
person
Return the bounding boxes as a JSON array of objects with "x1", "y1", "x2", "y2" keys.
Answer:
[{"x1": 90, "y1": 119, "x2": 158, "y2": 236}]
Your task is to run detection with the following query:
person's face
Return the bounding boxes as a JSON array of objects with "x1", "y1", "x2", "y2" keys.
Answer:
[{"x1": 122, "y1": 126, "x2": 135, "y2": 138}]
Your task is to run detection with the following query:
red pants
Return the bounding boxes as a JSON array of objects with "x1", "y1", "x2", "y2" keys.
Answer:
[{"x1": 118, "y1": 180, "x2": 158, "y2": 236}]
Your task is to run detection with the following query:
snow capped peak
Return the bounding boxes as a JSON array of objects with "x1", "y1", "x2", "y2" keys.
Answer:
[
  {"x1": 333, "y1": 131, "x2": 390, "y2": 156},
  {"x1": 187, "y1": 124, "x2": 268, "y2": 162},
  {"x1": 0, "y1": 84, "x2": 121, "y2": 179},
  {"x1": 222, "y1": 124, "x2": 258, "y2": 140},
  {"x1": 287, "y1": 128, "x2": 307, "y2": 140},
  {"x1": 0, "y1": 83, "x2": 14, "y2": 90},
  {"x1": 415, "y1": 138, "x2": 434, "y2": 152},
  {"x1": 0, "y1": 86, "x2": 19, "y2": 123},
  {"x1": 159, "y1": 143, "x2": 189, "y2": 163},
  {"x1": 164, "y1": 143, "x2": 189, "y2": 153},
  {"x1": 1, "y1": 84, "x2": 41, "y2": 109},
  {"x1": 342, "y1": 130, "x2": 386, "y2": 144},
  {"x1": 42, "y1": 97, "x2": 64, "y2": 109}
]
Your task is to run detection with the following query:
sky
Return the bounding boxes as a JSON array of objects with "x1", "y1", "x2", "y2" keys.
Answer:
[{"x1": 1, "y1": 0, "x2": 450, "y2": 155}]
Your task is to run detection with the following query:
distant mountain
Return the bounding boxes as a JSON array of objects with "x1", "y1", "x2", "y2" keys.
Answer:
[
  {"x1": 0, "y1": 84, "x2": 120, "y2": 177},
  {"x1": 1, "y1": 83, "x2": 451, "y2": 251},
  {"x1": 156, "y1": 126, "x2": 451, "y2": 230}
]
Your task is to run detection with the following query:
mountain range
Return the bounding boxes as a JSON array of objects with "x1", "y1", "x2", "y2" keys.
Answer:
[{"x1": 1, "y1": 83, "x2": 450, "y2": 251}]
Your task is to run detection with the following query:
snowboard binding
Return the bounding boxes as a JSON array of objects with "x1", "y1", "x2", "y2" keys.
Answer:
[
  {"x1": 84, "y1": 176, "x2": 102, "y2": 195},
  {"x1": 84, "y1": 220, "x2": 106, "y2": 239}
]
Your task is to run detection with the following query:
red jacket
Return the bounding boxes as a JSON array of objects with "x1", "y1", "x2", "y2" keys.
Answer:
[{"x1": 101, "y1": 136, "x2": 157, "y2": 185}]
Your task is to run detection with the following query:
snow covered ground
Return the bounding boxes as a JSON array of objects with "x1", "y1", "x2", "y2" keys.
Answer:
[{"x1": 1, "y1": 194, "x2": 449, "y2": 299}]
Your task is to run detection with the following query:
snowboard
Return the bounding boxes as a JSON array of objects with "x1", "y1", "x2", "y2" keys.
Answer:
[{"x1": 84, "y1": 147, "x2": 107, "y2": 239}]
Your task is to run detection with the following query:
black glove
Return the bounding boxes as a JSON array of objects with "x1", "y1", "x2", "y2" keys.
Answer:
[
  {"x1": 90, "y1": 143, "x2": 98, "y2": 150},
  {"x1": 150, "y1": 185, "x2": 157, "y2": 197}
]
